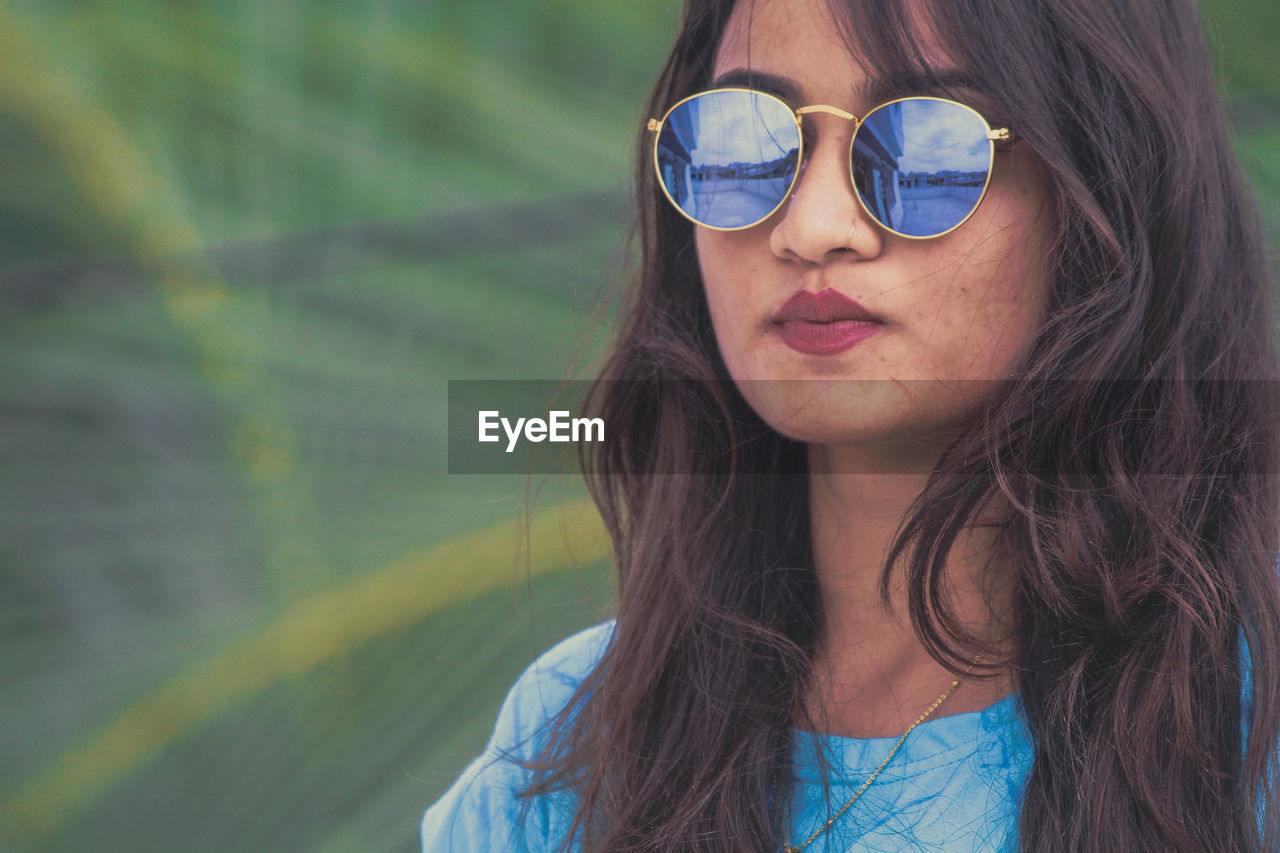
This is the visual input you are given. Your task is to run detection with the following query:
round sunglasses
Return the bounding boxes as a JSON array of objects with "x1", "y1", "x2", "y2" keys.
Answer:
[{"x1": 646, "y1": 87, "x2": 1012, "y2": 239}]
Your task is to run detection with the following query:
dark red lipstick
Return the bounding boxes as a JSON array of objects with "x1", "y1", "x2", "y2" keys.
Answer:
[{"x1": 772, "y1": 289, "x2": 883, "y2": 355}]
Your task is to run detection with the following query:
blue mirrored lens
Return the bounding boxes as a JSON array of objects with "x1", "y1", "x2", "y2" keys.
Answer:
[
  {"x1": 656, "y1": 90, "x2": 800, "y2": 229},
  {"x1": 852, "y1": 98, "x2": 992, "y2": 237}
]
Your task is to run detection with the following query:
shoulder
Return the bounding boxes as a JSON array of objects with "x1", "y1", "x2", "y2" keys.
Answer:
[
  {"x1": 490, "y1": 619, "x2": 616, "y2": 755},
  {"x1": 420, "y1": 619, "x2": 615, "y2": 853},
  {"x1": 512, "y1": 620, "x2": 617, "y2": 722}
]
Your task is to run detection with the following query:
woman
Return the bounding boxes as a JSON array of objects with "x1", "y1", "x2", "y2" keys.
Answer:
[{"x1": 423, "y1": 0, "x2": 1280, "y2": 849}]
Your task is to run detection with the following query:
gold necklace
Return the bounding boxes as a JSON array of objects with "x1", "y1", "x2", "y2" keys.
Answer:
[{"x1": 782, "y1": 656, "x2": 984, "y2": 853}]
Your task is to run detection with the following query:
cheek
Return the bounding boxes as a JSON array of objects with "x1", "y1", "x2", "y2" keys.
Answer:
[
  {"x1": 992, "y1": 155, "x2": 1056, "y2": 305},
  {"x1": 695, "y1": 230, "x2": 737, "y2": 299},
  {"x1": 954, "y1": 186, "x2": 1054, "y2": 369},
  {"x1": 696, "y1": 232, "x2": 760, "y2": 350},
  {"x1": 914, "y1": 235, "x2": 1050, "y2": 377},
  {"x1": 970, "y1": 247, "x2": 1051, "y2": 374}
]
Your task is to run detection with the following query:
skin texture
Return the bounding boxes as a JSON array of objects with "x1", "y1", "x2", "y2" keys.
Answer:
[{"x1": 697, "y1": 0, "x2": 1055, "y2": 736}]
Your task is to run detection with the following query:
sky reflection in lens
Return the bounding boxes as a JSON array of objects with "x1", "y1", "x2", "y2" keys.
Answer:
[
  {"x1": 854, "y1": 98, "x2": 992, "y2": 237},
  {"x1": 656, "y1": 90, "x2": 800, "y2": 229}
]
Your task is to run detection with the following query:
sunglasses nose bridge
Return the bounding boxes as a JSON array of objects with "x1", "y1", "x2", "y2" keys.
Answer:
[
  {"x1": 788, "y1": 104, "x2": 862, "y2": 216},
  {"x1": 793, "y1": 104, "x2": 859, "y2": 123}
]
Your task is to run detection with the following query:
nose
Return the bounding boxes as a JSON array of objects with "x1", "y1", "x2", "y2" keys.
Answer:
[{"x1": 769, "y1": 118, "x2": 883, "y2": 264}]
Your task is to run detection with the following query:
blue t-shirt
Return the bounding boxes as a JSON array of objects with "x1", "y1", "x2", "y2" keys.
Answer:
[{"x1": 421, "y1": 620, "x2": 1258, "y2": 852}]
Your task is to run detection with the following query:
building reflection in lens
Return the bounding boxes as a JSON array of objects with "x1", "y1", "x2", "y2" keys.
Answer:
[
  {"x1": 855, "y1": 99, "x2": 991, "y2": 237},
  {"x1": 657, "y1": 91, "x2": 800, "y2": 228}
]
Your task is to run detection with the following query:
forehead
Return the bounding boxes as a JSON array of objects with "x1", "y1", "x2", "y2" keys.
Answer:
[
  {"x1": 714, "y1": 0, "x2": 953, "y2": 105},
  {"x1": 714, "y1": 0, "x2": 851, "y2": 84}
]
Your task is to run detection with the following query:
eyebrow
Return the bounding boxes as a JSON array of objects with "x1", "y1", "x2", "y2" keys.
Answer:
[
  {"x1": 710, "y1": 67, "x2": 990, "y2": 112},
  {"x1": 862, "y1": 70, "x2": 990, "y2": 105},
  {"x1": 709, "y1": 69, "x2": 801, "y2": 101}
]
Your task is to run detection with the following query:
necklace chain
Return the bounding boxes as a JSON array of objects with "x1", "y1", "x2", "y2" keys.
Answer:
[{"x1": 782, "y1": 656, "x2": 984, "y2": 853}]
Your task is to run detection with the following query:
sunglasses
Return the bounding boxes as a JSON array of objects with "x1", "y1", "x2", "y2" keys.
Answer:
[{"x1": 647, "y1": 87, "x2": 1012, "y2": 239}]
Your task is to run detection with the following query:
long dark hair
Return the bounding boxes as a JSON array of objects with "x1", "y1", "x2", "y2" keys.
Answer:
[{"x1": 517, "y1": 0, "x2": 1280, "y2": 850}]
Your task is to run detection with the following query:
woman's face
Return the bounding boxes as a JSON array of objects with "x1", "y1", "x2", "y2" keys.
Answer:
[{"x1": 698, "y1": 0, "x2": 1054, "y2": 462}]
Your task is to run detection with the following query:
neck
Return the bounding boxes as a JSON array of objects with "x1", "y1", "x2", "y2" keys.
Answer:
[{"x1": 800, "y1": 442, "x2": 1017, "y2": 738}]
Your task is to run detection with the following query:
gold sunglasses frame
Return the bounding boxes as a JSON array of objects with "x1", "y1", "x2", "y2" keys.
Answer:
[{"x1": 646, "y1": 86, "x2": 1012, "y2": 240}]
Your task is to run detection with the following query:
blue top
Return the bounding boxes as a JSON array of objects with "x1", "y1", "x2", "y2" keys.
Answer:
[{"x1": 421, "y1": 620, "x2": 1258, "y2": 852}]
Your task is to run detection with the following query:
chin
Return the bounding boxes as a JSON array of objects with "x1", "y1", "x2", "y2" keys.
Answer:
[
  {"x1": 732, "y1": 377, "x2": 901, "y2": 435},
  {"x1": 731, "y1": 380, "x2": 979, "y2": 471}
]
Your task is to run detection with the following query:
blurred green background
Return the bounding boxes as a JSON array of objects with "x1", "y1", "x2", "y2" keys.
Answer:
[{"x1": 0, "y1": 1, "x2": 1276, "y2": 851}]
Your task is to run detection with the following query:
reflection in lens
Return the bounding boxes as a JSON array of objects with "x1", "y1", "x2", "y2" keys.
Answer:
[
  {"x1": 853, "y1": 98, "x2": 992, "y2": 237},
  {"x1": 656, "y1": 91, "x2": 800, "y2": 229}
]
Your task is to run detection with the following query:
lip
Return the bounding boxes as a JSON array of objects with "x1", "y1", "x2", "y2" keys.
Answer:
[
  {"x1": 771, "y1": 289, "x2": 883, "y2": 355},
  {"x1": 773, "y1": 289, "x2": 882, "y2": 325}
]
